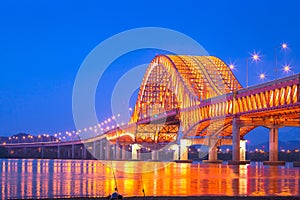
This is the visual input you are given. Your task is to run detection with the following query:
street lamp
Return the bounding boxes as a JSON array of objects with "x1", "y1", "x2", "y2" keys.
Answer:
[
  {"x1": 259, "y1": 73, "x2": 266, "y2": 82},
  {"x1": 246, "y1": 51, "x2": 260, "y2": 88},
  {"x1": 283, "y1": 64, "x2": 293, "y2": 75},
  {"x1": 229, "y1": 64, "x2": 235, "y2": 70},
  {"x1": 275, "y1": 42, "x2": 288, "y2": 79}
]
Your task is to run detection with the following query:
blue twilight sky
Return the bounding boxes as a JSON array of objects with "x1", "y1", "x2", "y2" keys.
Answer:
[{"x1": 0, "y1": 0, "x2": 299, "y2": 144}]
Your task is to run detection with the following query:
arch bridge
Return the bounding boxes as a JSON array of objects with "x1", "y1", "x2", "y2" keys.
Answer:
[
  {"x1": 3, "y1": 55, "x2": 300, "y2": 164},
  {"x1": 106, "y1": 55, "x2": 300, "y2": 164}
]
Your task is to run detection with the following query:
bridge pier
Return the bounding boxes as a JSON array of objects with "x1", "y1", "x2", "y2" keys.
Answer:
[
  {"x1": 93, "y1": 142, "x2": 96, "y2": 158},
  {"x1": 228, "y1": 118, "x2": 249, "y2": 165},
  {"x1": 232, "y1": 117, "x2": 240, "y2": 162},
  {"x1": 57, "y1": 145, "x2": 61, "y2": 159},
  {"x1": 179, "y1": 139, "x2": 192, "y2": 161},
  {"x1": 170, "y1": 144, "x2": 179, "y2": 160},
  {"x1": 151, "y1": 150, "x2": 159, "y2": 161},
  {"x1": 240, "y1": 139, "x2": 246, "y2": 161},
  {"x1": 98, "y1": 140, "x2": 103, "y2": 160},
  {"x1": 115, "y1": 144, "x2": 121, "y2": 160},
  {"x1": 24, "y1": 147, "x2": 27, "y2": 157},
  {"x1": 263, "y1": 126, "x2": 285, "y2": 166},
  {"x1": 131, "y1": 144, "x2": 141, "y2": 160},
  {"x1": 71, "y1": 144, "x2": 75, "y2": 159},
  {"x1": 203, "y1": 137, "x2": 222, "y2": 163},
  {"x1": 82, "y1": 146, "x2": 87, "y2": 159},
  {"x1": 41, "y1": 146, "x2": 44, "y2": 159},
  {"x1": 67, "y1": 148, "x2": 71, "y2": 158},
  {"x1": 105, "y1": 141, "x2": 111, "y2": 160},
  {"x1": 122, "y1": 145, "x2": 127, "y2": 160}
]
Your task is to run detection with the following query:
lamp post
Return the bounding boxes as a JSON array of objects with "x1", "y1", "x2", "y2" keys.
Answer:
[
  {"x1": 283, "y1": 64, "x2": 292, "y2": 74},
  {"x1": 259, "y1": 73, "x2": 266, "y2": 83},
  {"x1": 246, "y1": 52, "x2": 260, "y2": 88},
  {"x1": 274, "y1": 43, "x2": 288, "y2": 79}
]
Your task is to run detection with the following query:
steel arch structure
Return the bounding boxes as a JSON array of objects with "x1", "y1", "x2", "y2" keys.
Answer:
[
  {"x1": 106, "y1": 55, "x2": 300, "y2": 146},
  {"x1": 132, "y1": 55, "x2": 241, "y2": 122},
  {"x1": 128, "y1": 55, "x2": 242, "y2": 144}
]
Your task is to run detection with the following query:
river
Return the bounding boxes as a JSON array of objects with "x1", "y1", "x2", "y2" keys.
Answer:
[{"x1": 0, "y1": 159, "x2": 299, "y2": 199}]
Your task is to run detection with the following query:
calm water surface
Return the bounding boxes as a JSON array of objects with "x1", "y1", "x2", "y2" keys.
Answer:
[{"x1": 0, "y1": 159, "x2": 300, "y2": 199}]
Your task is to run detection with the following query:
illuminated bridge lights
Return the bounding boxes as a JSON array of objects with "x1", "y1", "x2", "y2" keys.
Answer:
[{"x1": 2, "y1": 55, "x2": 300, "y2": 148}]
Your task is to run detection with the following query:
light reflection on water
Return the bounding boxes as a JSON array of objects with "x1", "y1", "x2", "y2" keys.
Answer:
[{"x1": 0, "y1": 159, "x2": 299, "y2": 199}]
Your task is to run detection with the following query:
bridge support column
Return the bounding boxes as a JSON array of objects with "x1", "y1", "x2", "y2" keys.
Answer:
[
  {"x1": 131, "y1": 144, "x2": 140, "y2": 160},
  {"x1": 203, "y1": 137, "x2": 222, "y2": 163},
  {"x1": 263, "y1": 126, "x2": 285, "y2": 166},
  {"x1": 179, "y1": 139, "x2": 192, "y2": 161},
  {"x1": 99, "y1": 140, "x2": 103, "y2": 160},
  {"x1": 122, "y1": 145, "x2": 127, "y2": 160},
  {"x1": 41, "y1": 147, "x2": 44, "y2": 159},
  {"x1": 93, "y1": 142, "x2": 96, "y2": 158},
  {"x1": 232, "y1": 117, "x2": 240, "y2": 162},
  {"x1": 151, "y1": 150, "x2": 159, "y2": 161},
  {"x1": 240, "y1": 140, "x2": 246, "y2": 161},
  {"x1": 115, "y1": 145, "x2": 121, "y2": 160},
  {"x1": 24, "y1": 147, "x2": 27, "y2": 157},
  {"x1": 105, "y1": 141, "x2": 111, "y2": 160},
  {"x1": 228, "y1": 118, "x2": 250, "y2": 165},
  {"x1": 67, "y1": 148, "x2": 71, "y2": 158},
  {"x1": 57, "y1": 145, "x2": 61, "y2": 159},
  {"x1": 71, "y1": 144, "x2": 75, "y2": 159},
  {"x1": 82, "y1": 146, "x2": 87, "y2": 159},
  {"x1": 228, "y1": 118, "x2": 248, "y2": 165},
  {"x1": 171, "y1": 144, "x2": 179, "y2": 160}
]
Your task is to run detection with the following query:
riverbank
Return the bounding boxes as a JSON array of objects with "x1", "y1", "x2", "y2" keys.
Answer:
[
  {"x1": 12, "y1": 196, "x2": 300, "y2": 200},
  {"x1": 122, "y1": 197, "x2": 300, "y2": 200}
]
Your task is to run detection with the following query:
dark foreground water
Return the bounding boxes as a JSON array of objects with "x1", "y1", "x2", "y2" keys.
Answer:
[{"x1": 0, "y1": 159, "x2": 300, "y2": 199}]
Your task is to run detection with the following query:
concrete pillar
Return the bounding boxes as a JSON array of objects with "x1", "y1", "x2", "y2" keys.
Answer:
[
  {"x1": 263, "y1": 126, "x2": 285, "y2": 166},
  {"x1": 57, "y1": 145, "x2": 61, "y2": 159},
  {"x1": 209, "y1": 137, "x2": 218, "y2": 161},
  {"x1": 24, "y1": 147, "x2": 27, "y2": 155},
  {"x1": 105, "y1": 141, "x2": 111, "y2": 160},
  {"x1": 203, "y1": 137, "x2": 222, "y2": 163},
  {"x1": 179, "y1": 139, "x2": 192, "y2": 160},
  {"x1": 99, "y1": 140, "x2": 103, "y2": 160},
  {"x1": 208, "y1": 145, "x2": 218, "y2": 161},
  {"x1": 115, "y1": 145, "x2": 121, "y2": 160},
  {"x1": 151, "y1": 150, "x2": 159, "y2": 161},
  {"x1": 132, "y1": 144, "x2": 140, "y2": 160},
  {"x1": 93, "y1": 142, "x2": 96, "y2": 158},
  {"x1": 122, "y1": 145, "x2": 127, "y2": 160},
  {"x1": 71, "y1": 144, "x2": 75, "y2": 159},
  {"x1": 232, "y1": 117, "x2": 240, "y2": 162},
  {"x1": 229, "y1": 118, "x2": 250, "y2": 165},
  {"x1": 41, "y1": 147, "x2": 44, "y2": 159},
  {"x1": 82, "y1": 146, "x2": 87, "y2": 159},
  {"x1": 269, "y1": 127, "x2": 278, "y2": 161},
  {"x1": 172, "y1": 144, "x2": 180, "y2": 160},
  {"x1": 67, "y1": 148, "x2": 71, "y2": 158},
  {"x1": 240, "y1": 140, "x2": 246, "y2": 161}
]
